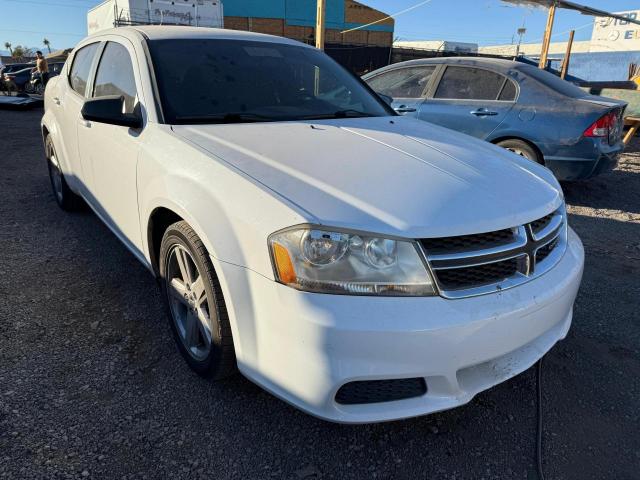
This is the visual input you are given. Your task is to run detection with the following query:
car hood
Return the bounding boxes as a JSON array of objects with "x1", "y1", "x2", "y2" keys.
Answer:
[{"x1": 172, "y1": 116, "x2": 563, "y2": 238}]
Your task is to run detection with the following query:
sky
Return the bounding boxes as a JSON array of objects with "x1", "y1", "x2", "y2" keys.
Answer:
[{"x1": 0, "y1": 0, "x2": 639, "y2": 53}]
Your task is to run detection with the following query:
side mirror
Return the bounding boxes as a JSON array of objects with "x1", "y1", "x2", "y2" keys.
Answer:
[
  {"x1": 377, "y1": 92, "x2": 393, "y2": 106},
  {"x1": 81, "y1": 95, "x2": 142, "y2": 129}
]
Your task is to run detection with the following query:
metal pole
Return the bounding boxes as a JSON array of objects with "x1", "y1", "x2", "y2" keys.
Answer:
[
  {"x1": 539, "y1": 2, "x2": 556, "y2": 69},
  {"x1": 316, "y1": 0, "x2": 326, "y2": 50},
  {"x1": 560, "y1": 29, "x2": 575, "y2": 79}
]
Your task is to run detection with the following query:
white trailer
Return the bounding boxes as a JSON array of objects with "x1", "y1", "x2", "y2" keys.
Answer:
[{"x1": 88, "y1": 0, "x2": 224, "y2": 35}]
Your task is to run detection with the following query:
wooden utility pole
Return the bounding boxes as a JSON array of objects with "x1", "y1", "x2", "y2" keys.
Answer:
[
  {"x1": 538, "y1": 2, "x2": 557, "y2": 69},
  {"x1": 560, "y1": 29, "x2": 575, "y2": 79},
  {"x1": 316, "y1": 0, "x2": 326, "y2": 50}
]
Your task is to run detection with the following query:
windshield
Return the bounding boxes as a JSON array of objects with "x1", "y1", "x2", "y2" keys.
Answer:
[{"x1": 148, "y1": 39, "x2": 392, "y2": 124}]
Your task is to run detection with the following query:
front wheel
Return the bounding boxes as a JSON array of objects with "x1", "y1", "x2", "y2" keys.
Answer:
[
  {"x1": 496, "y1": 139, "x2": 542, "y2": 164},
  {"x1": 159, "y1": 221, "x2": 237, "y2": 379}
]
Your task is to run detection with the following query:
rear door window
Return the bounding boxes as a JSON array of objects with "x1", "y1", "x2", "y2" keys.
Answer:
[
  {"x1": 69, "y1": 43, "x2": 99, "y2": 96},
  {"x1": 367, "y1": 66, "x2": 436, "y2": 98},
  {"x1": 498, "y1": 79, "x2": 517, "y2": 101},
  {"x1": 435, "y1": 66, "x2": 507, "y2": 100}
]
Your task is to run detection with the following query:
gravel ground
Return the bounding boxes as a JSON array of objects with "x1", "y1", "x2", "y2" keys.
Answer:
[{"x1": 0, "y1": 108, "x2": 638, "y2": 480}]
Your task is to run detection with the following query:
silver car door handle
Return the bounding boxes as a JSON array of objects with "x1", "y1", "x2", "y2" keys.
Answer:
[
  {"x1": 395, "y1": 106, "x2": 417, "y2": 113},
  {"x1": 470, "y1": 109, "x2": 498, "y2": 116}
]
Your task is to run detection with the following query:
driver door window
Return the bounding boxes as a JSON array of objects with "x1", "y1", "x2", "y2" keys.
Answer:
[
  {"x1": 367, "y1": 67, "x2": 436, "y2": 99},
  {"x1": 93, "y1": 42, "x2": 138, "y2": 113}
]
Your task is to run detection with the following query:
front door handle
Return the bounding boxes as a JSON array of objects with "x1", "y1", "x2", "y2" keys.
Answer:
[
  {"x1": 53, "y1": 97, "x2": 61, "y2": 105},
  {"x1": 395, "y1": 106, "x2": 417, "y2": 113},
  {"x1": 470, "y1": 108, "x2": 498, "y2": 117}
]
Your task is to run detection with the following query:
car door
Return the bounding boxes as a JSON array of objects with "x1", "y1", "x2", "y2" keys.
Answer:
[
  {"x1": 57, "y1": 42, "x2": 101, "y2": 194},
  {"x1": 419, "y1": 65, "x2": 517, "y2": 139},
  {"x1": 77, "y1": 39, "x2": 144, "y2": 252},
  {"x1": 366, "y1": 66, "x2": 437, "y2": 117}
]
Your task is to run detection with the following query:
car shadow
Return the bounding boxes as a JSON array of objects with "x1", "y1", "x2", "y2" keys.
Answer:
[{"x1": 562, "y1": 138, "x2": 640, "y2": 215}]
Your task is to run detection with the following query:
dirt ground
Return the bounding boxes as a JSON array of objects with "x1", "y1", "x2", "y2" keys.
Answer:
[{"x1": 0, "y1": 108, "x2": 638, "y2": 479}]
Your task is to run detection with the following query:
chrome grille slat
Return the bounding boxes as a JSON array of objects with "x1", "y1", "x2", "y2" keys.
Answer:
[
  {"x1": 531, "y1": 214, "x2": 563, "y2": 241},
  {"x1": 420, "y1": 209, "x2": 567, "y2": 299},
  {"x1": 428, "y1": 226, "x2": 527, "y2": 266}
]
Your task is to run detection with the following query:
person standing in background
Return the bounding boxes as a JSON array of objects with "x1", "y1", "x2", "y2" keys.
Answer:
[{"x1": 35, "y1": 51, "x2": 49, "y2": 87}]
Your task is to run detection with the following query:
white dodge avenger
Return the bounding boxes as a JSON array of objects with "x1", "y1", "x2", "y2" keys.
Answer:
[{"x1": 42, "y1": 26, "x2": 584, "y2": 423}]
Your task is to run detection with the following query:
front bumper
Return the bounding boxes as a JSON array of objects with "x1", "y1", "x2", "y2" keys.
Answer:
[{"x1": 217, "y1": 228, "x2": 584, "y2": 423}]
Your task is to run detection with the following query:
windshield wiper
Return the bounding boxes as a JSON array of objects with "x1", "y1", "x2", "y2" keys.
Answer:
[
  {"x1": 174, "y1": 112, "x2": 279, "y2": 124},
  {"x1": 299, "y1": 110, "x2": 376, "y2": 120}
]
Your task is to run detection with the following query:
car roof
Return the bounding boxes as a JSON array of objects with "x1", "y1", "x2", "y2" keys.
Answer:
[
  {"x1": 371, "y1": 56, "x2": 524, "y2": 74},
  {"x1": 86, "y1": 25, "x2": 310, "y2": 49}
]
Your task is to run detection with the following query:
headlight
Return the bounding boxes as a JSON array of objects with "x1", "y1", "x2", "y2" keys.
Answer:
[{"x1": 268, "y1": 226, "x2": 436, "y2": 296}]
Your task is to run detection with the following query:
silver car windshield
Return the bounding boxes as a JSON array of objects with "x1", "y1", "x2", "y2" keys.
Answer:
[{"x1": 148, "y1": 39, "x2": 393, "y2": 124}]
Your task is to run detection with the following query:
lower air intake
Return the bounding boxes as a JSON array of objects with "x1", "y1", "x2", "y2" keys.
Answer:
[{"x1": 335, "y1": 378, "x2": 427, "y2": 405}]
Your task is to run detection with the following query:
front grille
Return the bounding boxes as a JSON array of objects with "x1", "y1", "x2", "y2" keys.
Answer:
[
  {"x1": 421, "y1": 228, "x2": 514, "y2": 255},
  {"x1": 421, "y1": 209, "x2": 565, "y2": 298},
  {"x1": 536, "y1": 238, "x2": 558, "y2": 264},
  {"x1": 437, "y1": 257, "x2": 519, "y2": 290},
  {"x1": 335, "y1": 378, "x2": 427, "y2": 405}
]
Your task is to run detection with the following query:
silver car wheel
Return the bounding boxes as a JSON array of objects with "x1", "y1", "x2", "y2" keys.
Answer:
[{"x1": 166, "y1": 245, "x2": 213, "y2": 361}]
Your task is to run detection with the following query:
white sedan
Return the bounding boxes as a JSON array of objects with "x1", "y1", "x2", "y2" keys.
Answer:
[{"x1": 42, "y1": 26, "x2": 584, "y2": 423}]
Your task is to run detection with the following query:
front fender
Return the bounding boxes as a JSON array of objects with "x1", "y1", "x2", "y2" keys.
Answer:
[{"x1": 137, "y1": 125, "x2": 309, "y2": 281}]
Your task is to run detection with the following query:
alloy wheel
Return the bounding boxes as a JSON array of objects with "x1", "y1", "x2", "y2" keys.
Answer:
[{"x1": 166, "y1": 245, "x2": 213, "y2": 361}]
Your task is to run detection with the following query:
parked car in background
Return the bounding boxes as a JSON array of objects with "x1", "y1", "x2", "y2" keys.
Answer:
[
  {"x1": 27, "y1": 62, "x2": 65, "y2": 95},
  {"x1": 364, "y1": 57, "x2": 627, "y2": 181},
  {"x1": 42, "y1": 26, "x2": 584, "y2": 423},
  {"x1": 2, "y1": 66, "x2": 35, "y2": 92},
  {"x1": 0, "y1": 63, "x2": 34, "y2": 91}
]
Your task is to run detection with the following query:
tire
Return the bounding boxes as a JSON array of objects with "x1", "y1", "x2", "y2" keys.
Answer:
[
  {"x1": 24, "y1": 82, "x2": 34, "y2": 94},
  {"x1": 496, "y1": 139, "x2": 542, "y2": 164},
  {"x1": 45, "y1": 136, "x2": 83, "y2": 211},
  {"x1": 159, "y1": 221, "x2": 237, "y2": 379},
  {"x1": 35, "y1": 83, "x2": 44, "y2": 96}
]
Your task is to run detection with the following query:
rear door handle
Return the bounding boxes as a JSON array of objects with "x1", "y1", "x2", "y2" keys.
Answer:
[
  {"x1": 470, "y1": 109, "x2": 498, "y2": 117},
  {"x1": 395, "y1": 106, "x2": 417, "y2": 113}
]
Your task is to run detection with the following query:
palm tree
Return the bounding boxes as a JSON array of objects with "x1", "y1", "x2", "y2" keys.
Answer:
[
  {"x1": 43, "y1": 38, "x2": 51, "y2": 54},
  {"x1": 4, "y1": 42, "x2": 12, "y2": 55}
]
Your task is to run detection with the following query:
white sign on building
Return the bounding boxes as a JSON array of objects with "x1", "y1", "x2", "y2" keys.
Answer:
[
  {"x1": 591, "y1": 10, "x2": 640, "y2": 52},
  {"x1": 88, "y1": 0, "x2": 223, "y2": 35}
]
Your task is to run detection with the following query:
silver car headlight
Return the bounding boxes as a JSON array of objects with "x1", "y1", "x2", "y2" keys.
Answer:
[{"x1": 268, "y1": 226, "x2": 436, "y2": 296}]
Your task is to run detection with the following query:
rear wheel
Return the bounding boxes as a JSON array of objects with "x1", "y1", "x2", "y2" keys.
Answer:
[
  {"x1": 159, "y1": 221, "x2": 237, "y2": 379},
  {"x1": 496, "y1": 139, "x2": 542, "y2": 164},
  {"x1": 45, "y1": 136, "x2": 82, "y2": 211}
]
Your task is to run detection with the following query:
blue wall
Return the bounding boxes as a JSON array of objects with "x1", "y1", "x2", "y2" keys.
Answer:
[
  {"x1": 223, "y1": 0, "x2": 393, "y2": 32},
  {"x1": 546, "y1": 51, "x2": 640, "y2": 82}
]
